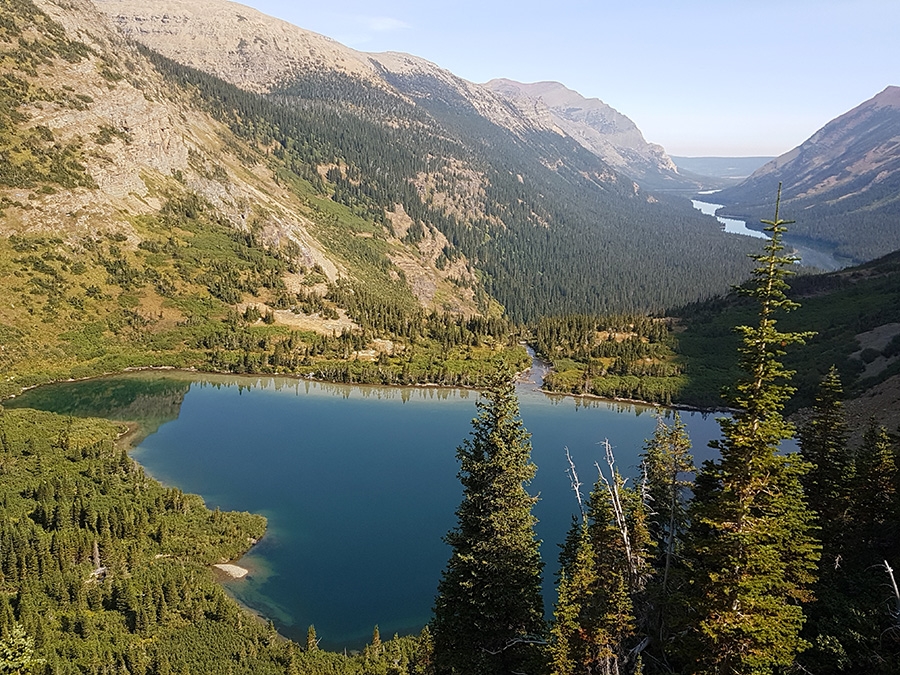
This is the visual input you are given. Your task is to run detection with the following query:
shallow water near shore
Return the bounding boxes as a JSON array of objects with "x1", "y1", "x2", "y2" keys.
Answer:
[{"x1": 8, "y1": 370, "x2": 727, "y2": 650}]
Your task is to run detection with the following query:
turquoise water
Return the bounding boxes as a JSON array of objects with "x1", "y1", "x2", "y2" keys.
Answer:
[{"x1": 8, "y1": 372, "x2": 726, "y2": 650}]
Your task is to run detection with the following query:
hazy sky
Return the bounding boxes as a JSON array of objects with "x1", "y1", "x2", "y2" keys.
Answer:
[{"x1": 237, "y1": 0, "x2": 898, "y2": 157}]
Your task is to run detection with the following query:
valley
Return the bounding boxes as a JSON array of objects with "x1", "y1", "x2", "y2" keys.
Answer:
[{"x1": 1, "y1": 0, "x2": 899, "y2": 673}]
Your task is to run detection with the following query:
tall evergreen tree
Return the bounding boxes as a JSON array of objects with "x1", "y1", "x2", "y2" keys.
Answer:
[
  {"x1": 681, "y1": 187, "x2": 820, "y2": 674},
  {"x1": 432, "y1": 375, "x2": 544, "y2": 675},
  {"x1": 800, "y1": 418, "x2": 900, "y2": 672},
  {"x1": 639, "y1": 413, "x2": 694, "y2": 668},
  {"x1": 853, "y1": 421, "x2": 898, "y2": 554},
  {"x1": 799, "y1": 366, "x2": 853, "y2": 563},
  {"x1": 641, "y1": 413, "x2": 694, "y2": 595}
]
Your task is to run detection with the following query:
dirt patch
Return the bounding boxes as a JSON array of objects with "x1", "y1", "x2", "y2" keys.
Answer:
[
  {"x1": 843, "y1": 372, "x2": 900, "y2": 445},
  {"x1": 853, "y1": 323, "x2": 900, "y2": 353},
  {"x1": 272, "y1": 308, "x2": 358, "y2": 335},
  {"x1": 851, "y1": 322, "x2": 900, "y2": 378}
]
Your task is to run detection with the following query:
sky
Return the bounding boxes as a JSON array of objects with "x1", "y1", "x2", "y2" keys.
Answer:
[{"x1": 237, "y1": 0, "x2": 899, "y2": 157}]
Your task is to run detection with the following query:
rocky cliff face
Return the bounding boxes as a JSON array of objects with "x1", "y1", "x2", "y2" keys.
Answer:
[
  {"x1": 484, "y1": 79, "x2": 695, "y2": 190},
  {"x1": 93, "y1": 0, "x2": 685, "y2": 190},
  {"x1": 94, "y1": 0, "x2": 383, "y2": 93},
  {"x1": 4, "y1": 0, "x2": 336, "y2": 276},
  {"x1": 1, "y1": 0, "x2": 489, "y2": 313},
  {"x1": 94, "y1": 0, "x2": 555, "y2": 138}
]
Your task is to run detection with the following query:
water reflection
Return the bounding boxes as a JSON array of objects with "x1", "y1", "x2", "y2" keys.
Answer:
[{"x1": 8, "y1": 369, "x2": 729, "y2": 650}]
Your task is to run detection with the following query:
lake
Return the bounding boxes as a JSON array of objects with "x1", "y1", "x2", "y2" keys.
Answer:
[
  {"x1": 691, "y1": 196, "x2": 845, "y2": 271},
  {"x1": 7, "y1": 370, "x2": 727, "y2": 650},
  {"x1": 691, "y1": 198, "x2": 768, "y2": 239}
]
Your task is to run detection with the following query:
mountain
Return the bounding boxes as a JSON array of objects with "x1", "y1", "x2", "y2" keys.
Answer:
[
  {"x1": 1, "y1": 0, "x2": 764, "y2": 398},
  {"x1": 712, "y1": 86, "x2": 900, "y2": 262},
  {"x1": 483, "y1": 78, "x2": 697, "y2": 191},
  {"x1": 90, "y1": 0, "x2": 760, "y2": 321},
  {"x1": 2, "y1": 0, "x2": 506, "y2": 396}
]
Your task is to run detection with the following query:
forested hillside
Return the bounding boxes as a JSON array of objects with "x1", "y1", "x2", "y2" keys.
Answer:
[
  {"x1": 676, "y1": 247, "x2": 900, "y2": 420},
  {"x1": 0, "y1": 406, "x2": 439, "y2": 674},
  {"x1": 144, "y1": 46, "x2": 759, "y2": 321},
  {"x1": 429, "y1": 216, "x2": 900, "y2": 674},
  {"x1": 97, "y1": 0, "x2": 762, "y2": 322},
  {"x1": 0, "y1": 0, "x2": 538, "y2": 398}
]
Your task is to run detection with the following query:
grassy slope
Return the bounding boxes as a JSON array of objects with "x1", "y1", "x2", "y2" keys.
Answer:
[{"x1": 0, "y1": 0, "x2": 527, "y2": 399}]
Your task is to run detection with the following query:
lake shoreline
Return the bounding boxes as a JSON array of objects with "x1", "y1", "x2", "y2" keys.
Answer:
[
  {"x1": 5, "y1": 361, "x2": 736, "y2": 418},
  {"x1": 8, "y1": 360, "x2": 734, "y2": 649}
]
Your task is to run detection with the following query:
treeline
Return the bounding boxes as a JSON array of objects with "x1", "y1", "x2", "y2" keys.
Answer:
[
  {"x1": 196, "y1": 276, "x2": 529, "y2": 386},
  {"x1": 0, "y1": 203, "x2": 527, "y2": 398},
  {"x1": 534, "y1": 314, "x2": 684, "y2": 404}
]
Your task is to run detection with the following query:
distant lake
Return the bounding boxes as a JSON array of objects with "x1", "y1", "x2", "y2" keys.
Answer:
[
  {"x1": 691, "y1": 197, "x2": 845, "y2": 271},
  {"x1": 8, "y1": 371, "x2": 727, "y2": 650},
  {"x1": 691, "y1": 198, "x2": 768, "y2": 240}
]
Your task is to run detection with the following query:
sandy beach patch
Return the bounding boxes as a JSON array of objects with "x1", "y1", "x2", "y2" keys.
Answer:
[{"x1": 214, "y1": 563, "x2": 249, "y2": 579}]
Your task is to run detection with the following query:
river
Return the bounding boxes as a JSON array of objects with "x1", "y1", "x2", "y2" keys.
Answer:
[
  {"x1": 7, "y1": 369, "x2": 728, "y2": 650},
  {"x1": 691, "y1": 196, "x2": 846, "y2": 272}
]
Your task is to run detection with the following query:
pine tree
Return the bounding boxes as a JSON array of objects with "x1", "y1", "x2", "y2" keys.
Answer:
[
  {"x1": 551, "y1": 444, "x2": 652, "y2": 675},
  {"x1": 639, "y1": 413, "x2": 694, "y2": 665},
  {"x1": 0, "y1": 623, "x2": 39, "y2": 674},
  {"x1": 853, "y1": 421, "x2": 897, "y2": 555},
  {"x1": 306, "y1": 625, "x2": 318, "y2": 652},
  {"x1": 641, "y1": 413, "x2": 693, "y2": 594},
  {"x1": 681, "y1": 187, "x2": 820, "y2": 674},
  {"x1": 800, "y1": 416, "x2": 900, "y2": 672},
  {"x1": 798, "y1": 366, "x2": 852, "y2": 563},
  {"x1": 432, "y1": 375, "x2": 544, "y2": 675},
  {"x1": 551, "y1": 518, "x2": 606, "y2": 675}
]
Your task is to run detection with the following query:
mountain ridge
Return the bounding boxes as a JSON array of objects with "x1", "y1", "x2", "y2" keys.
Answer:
[
  {"x1": 483, "y1": 78, "x2": 695, "y2": 190},
  {"x1": 97, "y1": 0, "x2": 760, "y2": 321},
  {"x1": 713, "y1": 85, "x2": 900, "y2": 262}
]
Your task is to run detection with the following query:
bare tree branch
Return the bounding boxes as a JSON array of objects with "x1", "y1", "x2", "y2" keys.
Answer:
[{"x1": 565, "y1": 446, "x2": 585, "y2": 520}]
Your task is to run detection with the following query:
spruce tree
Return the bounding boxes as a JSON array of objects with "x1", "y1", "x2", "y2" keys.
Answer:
[
  {"x1": 641, "y1": 413, "x2": 693, "y2": 594},
  {"x1": 800, "y1": 418, "x2": 900, "y2": 672},
  {"x1": 799, "y1": 366, "x2": 853, "y2": 563},
  {"x1": 432, "y1": 375, "x2": 544, "y2": 675},
  {"x1": 639, "y1": 413, "x2": 694, "y2": 665},
  {"x1": 681, "y1": 187, "x2": 819, "y2": 674},
  {"x1": 853, "y1": 421, "x2": 898, "y2": 554}
]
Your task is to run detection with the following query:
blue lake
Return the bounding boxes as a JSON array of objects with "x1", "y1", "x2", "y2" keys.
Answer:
[
  {"x1": 8, "y1": 371, "x2": 727, "y2": 650},
  {"x1": 691, "y1": 196, "x2": 845, "y2": 271}
]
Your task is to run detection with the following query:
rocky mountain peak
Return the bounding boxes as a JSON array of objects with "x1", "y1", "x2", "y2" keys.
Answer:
[
  {"x1": 93, "y1": 0, "x2": 383, "y2": 93},
  {"x1": 483, "y1": 78, "x2": 688, "y2": 189}
]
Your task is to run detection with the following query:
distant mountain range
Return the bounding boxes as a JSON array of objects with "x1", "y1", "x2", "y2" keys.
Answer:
[
  {"x1": 96, "y1": 0, "x2": 697, "y2": 191},
  {"x1": 0, "y1": 0, "x2": 897, "y2": 428},
  {"x1": 713, "y1": 86, "x2": 900, "y2": 262},
  {"x1": 671, "y1": 156, "x2": 775, "y2": 187},
  {"x1": 4, "y1": 0, "x2": 897, "y2": 341}
]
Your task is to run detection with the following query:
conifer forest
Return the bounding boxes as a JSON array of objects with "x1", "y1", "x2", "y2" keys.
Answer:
[{"x1": 2, "y1": 0, "x2": 900, "y2": 673}]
